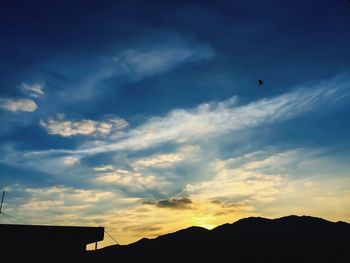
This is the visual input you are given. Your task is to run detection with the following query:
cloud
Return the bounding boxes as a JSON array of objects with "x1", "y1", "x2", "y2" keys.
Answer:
[
  {"x1": 1, "y1": 184, "x2": 141, "y2": 228},
  {"x1": 252, "y1": 169, "x2": 350, "y2": 222},
  {"x1": 132, "y1": 153, "x2": 185, "y2": 170},
  {"x1": 94, "y1": 164, "x2": 114, "y2": 171},
  {"x1": 0, "y1": 98, "x2": 37, "y2": 112},
  {"x1": 62, "y1": 156, "x2": 80, "y2": 166},
  {"x1": 142, "y1": 197, "x2": 193, "y2": 209},
  {"x1": 94, "y1": 167, "x2": 158, "y2": 190},
  {"x1": 66, "y1": 75, "x2": 349, "y2": 155},
  {"x1": 184, "y1": 151, "x2": 292, "y2": 203},
  {"x1": 113, "y1": 40, "x2": 214, "y2": 78},
  {"x1": 211, "y1": 200, "x2": 250, "y2": 209},
  {"x1": 99, "y1": 197, "x2": 257, "y2": 244},
  {"x1": 52, "y1": 36, "x2": 215, "y2": 104},
  {"x1": 132, "y1": 145, "x2": 200, "y2": 171},
  {"x1": 40, "y1": 115, "x2": 128, "y2": 137},
  {"x1": 21, "y1": 83, "x2": 45, "y2": 98},
  {"x1": 109, "y1": 118, "x2": 129, "y2": 129},
  {"x1": 24, "y1": 185, "x2": 114, "y2": 203},
  {"x1": 122, "y1": 225, "x2": 162, "y2": 234},
  {"x1": 5, "y1": 145, "x2": 350, "y2": 248},
  {"x1": 183, "y1": 147, "x2": 350, "y2": 211},
  {"x1": 4, "y1": 185, "x2": 117, "y2": 215}
]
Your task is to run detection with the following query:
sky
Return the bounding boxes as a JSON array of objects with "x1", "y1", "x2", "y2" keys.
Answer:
[{"x1": 1, "y1": 0, "x2": 350, "y2": 248}]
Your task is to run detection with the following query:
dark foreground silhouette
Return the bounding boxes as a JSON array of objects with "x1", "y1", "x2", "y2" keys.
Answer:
[
  {"x1": 88, "y1": 215, "x2": 350, "y2": 263},
  {"x1": 0, "y1": 224, "x2": 104, "y2": 262}
]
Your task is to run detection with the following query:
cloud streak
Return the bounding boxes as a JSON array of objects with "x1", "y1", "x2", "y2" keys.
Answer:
[
  {"x1": 72, "y1": 74, "x2": 349, "y2": 155},
  {"x1": 184, "y1": 150, "x2": 288, "y2": 202},
  {"x1": 132, "y1": 145, "x2": 200, "y2": 171},
  {"x1": 94, "y1": 167, "x2": 158, "y2": 191},
  {"x1": 113, "y1": 39, "x2": 214, "y2": 79},
  {"x1": 21, "y1": 83, "x2": 45, "y2": 98},
  {"x1": 59, "y1": 36, "x2": 215, "y2": 103}
]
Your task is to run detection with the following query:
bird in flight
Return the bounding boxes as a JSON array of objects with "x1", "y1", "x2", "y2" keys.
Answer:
[{"x1": 258, "y1": 79, "x2": 264, "y2": 85}]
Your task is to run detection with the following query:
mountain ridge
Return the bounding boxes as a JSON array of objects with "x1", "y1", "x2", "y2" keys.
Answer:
[{"x1": 88, "y1": 215, "x2": 350, "y2": 263}]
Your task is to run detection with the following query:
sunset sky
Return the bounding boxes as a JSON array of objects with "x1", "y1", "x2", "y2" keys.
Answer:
[{"x1": 1, "y1": 0, "x2": 350, "y2": 248}]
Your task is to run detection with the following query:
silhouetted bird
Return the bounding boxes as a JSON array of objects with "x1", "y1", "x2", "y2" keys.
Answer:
[{"x1": 258, "y1": 79, "x2": 264, "y2": 85}]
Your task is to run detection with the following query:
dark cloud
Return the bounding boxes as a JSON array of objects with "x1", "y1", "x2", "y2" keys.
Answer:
[
  {"x1": 211, "y1": 200, "x2": 246, "y2": 209},
  {"x1": 142, "y1": 197, "x2": 193, "y2": 209},
  {"x1": 211, "y1": 200, "x2": 251, "y2": 216},
  {"x1": 122, "y1": 225, "x2": 162, "y2": 234}
]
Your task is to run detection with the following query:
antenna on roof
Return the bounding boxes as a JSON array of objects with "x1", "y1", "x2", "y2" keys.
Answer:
[
  {"x1": 0, "y1": 191, "x2": 27, "y2": 224},
  {"x1": 0, "y1": 191, "x2": 5, "y2": 213}
]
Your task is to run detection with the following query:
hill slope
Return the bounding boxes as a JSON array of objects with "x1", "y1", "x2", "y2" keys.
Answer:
[{"x1": 88, "y1": 215, "x2": 350, "y2": 263}]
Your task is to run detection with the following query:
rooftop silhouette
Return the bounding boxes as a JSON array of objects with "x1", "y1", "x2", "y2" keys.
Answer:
[{"x1": 0, "y1": 223, "x2": 104, "y2": 262}]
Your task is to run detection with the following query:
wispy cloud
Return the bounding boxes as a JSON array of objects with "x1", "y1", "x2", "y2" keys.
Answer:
[
  {"x1": 40, "y1": 115, "x2": 128, "y2": 137},
  {"x1": 24, "y1": 186, "x2": 114, "y2": 204},
  {"x1": 113, "y1": 41, "x2": 214, "y2": 78},
  {"x1": 69, "y1": 74, "x2": 349, "y2": 155},
  {"x1": 132, "y1": 145, "x2": 200, "y2": 171},
  {"x1": 21, "y1": 83, "x2": 45, "y2": 98},
  {"x1": 1, "y1": 184, "x2": 138, "y2": 226},
  {"x1": 56, "y1": 36, "x2": 215, "y2": 103},
  {"x1": 94, "y1": 167, "x2": 159, "y2": 191},
  {"x1": 0, "y1": 98, "x2": 37, "y2": 112},
  {"x1": 132, "y1": 153, "x2": 184, "y2": 170},
  {"x1": 184, "y1": 151, "x2": 289, "y2": 202}
]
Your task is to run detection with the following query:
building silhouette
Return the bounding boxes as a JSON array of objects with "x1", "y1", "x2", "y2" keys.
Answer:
[{"x1": 0, "y1": 223, "x2": 104, "y2": 262}]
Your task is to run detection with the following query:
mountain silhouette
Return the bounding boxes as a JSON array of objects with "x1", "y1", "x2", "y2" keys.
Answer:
[{"x1": 88, "y1": 215, "x2": 350, "y2": 263}]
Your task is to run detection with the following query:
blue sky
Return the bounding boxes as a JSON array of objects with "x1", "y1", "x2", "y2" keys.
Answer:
[{"x1": 1, "y1": 0, "x2": 350, "y2": 247}]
